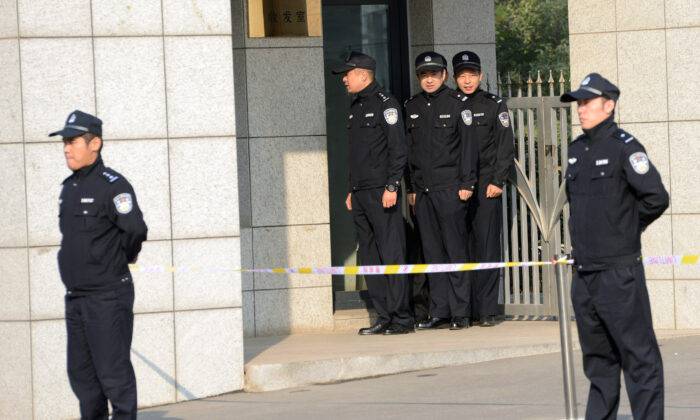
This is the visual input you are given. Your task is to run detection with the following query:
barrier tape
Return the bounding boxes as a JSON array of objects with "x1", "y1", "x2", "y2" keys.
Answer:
[{"x1": 128, "y1": 255, "x2": 700, "y2": 276}]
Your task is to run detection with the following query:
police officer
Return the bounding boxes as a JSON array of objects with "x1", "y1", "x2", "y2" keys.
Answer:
[
  {"x1": 562, "y1": 74, "x2": 668, "y2": 419},
  {"x1": 405, "y1": 52, "x2": 478, "y2": 330},
  {"x1": 452, "y1": 51, "x2": 514, "y2": 327},
  {"x1": 332, "y1": 52, "x2": 414, "y2": 335},
  {"x1": 52, "y1": 110, "x2": 148, "y2": 419}
]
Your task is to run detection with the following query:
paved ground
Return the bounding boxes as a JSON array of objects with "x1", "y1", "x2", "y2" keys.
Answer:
[{"x1": 140, "y1": 328, "x2": 700, "y2": 420}]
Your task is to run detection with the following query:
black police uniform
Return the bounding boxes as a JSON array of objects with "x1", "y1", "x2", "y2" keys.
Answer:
[
  {"x1": 52, "y1": 111, "x2": 147, "y2": 420},
  {"x1": 405, "y1": 64, "x2": 478, "y2": 325},
  {"x1": 563, "y1": 75, "x2": 668, "y2": 420},
  {"x1": 335, "y1": 53, "x2": 413, "y2": 333},
  {"x1": 453, "y1": 51, "x2": 514, "y2": 325}
]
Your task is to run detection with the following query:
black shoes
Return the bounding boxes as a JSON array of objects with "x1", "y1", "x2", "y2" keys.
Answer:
[
  {"x1": 384, "y1": 324, "x2": 415, "y2": 335},
  {"x1": 417, "y1": 317, "x2": 451, "y2": 329},
  {"x1": 480, "y1": 315, "x2": 497, "y2": 327},
  {"x1": 358, "y1": 322, "x2": 388, "y2": 335},
  {"x1": 450, "y1": 316, "x2": 470, "y2": 330}
]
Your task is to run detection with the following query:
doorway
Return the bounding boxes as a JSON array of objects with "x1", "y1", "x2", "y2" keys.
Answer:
[{"x1": 321, "y1": 0, "x2": 410, "y2": 309}]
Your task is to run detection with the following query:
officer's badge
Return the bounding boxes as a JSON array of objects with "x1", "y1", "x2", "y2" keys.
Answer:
[
  {"x1": 462, "y1": 54, "x2": 469, "y2": 61},
  {"x1": 384, "y1": 108, "x2": 398, "y2": 125},
  {"x1": 68, "y1": 113, "x2": 76, "y2": 123},
  {"x1": 461, "y1": 109, "x2": 472, "y2": 126},
  {"x1": 410, "y1": 114, "x2": 419, "y2": 119},
  {"x1": 582, "y1": 76, "x2": 590, "y2": 86},
  {"x1": 629, "y1": 152, "x2": 650, "y2": 175},
  {"x1": 498, "y1": 112, "x2": 510, "y2": 128},
  {"x1": 425, "y1": 56, "x2": 432, "y2": 62},
  {"x1": 568, "y1": 157, "x2": 577, "y2": 165},
  {"x1": 113, "y1": 193, "x2": 133, "y2": 214}
]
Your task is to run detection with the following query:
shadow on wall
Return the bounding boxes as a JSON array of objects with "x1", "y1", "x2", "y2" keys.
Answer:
[{"x1": 132, "y1": 347, "x2": 195, "y2": 401}]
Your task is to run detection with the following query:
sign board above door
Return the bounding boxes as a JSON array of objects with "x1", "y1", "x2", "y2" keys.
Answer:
[{"x1": 249, "y1": 0, "x2": 322, "y2": 37}]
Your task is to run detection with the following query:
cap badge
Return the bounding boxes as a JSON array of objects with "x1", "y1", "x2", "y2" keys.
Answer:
[
  {"x1": 462, "y1": 54, "x2": 469, "y2": 61},
  {"x1": 68, "y1": 114, "x2": 76, "y2": 123},
  {"x1": 425, "y1": 56, "x2": 432, "y2": 62},
  {"x1": 582, "y1": 76, "x2": 590, "y2": 86}
]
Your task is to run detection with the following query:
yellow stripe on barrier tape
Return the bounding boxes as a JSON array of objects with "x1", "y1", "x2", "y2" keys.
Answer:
[{"x1": 681, "y1": 255, "x2": 699, "y2": 265}]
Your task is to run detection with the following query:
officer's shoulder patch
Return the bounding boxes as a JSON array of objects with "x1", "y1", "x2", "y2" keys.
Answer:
[
  {"x1": 614, "y1": 129, "x2": 637, "y2": 144},
  {"x1": 487, "y1": 93, "x2": 504, "y2": 104},
  {"x1": 377, "y1": 91, "x2": 391, "y2": 102},
  {"x1": 100, "y1": 169, "x2": 120, "y2": 183},
  {"x1": 113, "y1": 193, "x2": 133, "y2": 214},
  {"x1": 383, "y1": 108, "x2": 398, "y2": 125}
]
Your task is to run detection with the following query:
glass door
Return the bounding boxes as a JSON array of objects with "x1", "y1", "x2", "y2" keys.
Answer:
[{"x1": 321, "y1": 0, "x2": 409, "y2": 309}]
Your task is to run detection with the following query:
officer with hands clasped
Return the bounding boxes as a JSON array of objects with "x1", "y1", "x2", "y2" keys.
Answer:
[
  {"x1": 333, "y1": 52, "x2": 414, "y2": 335},
  {"x1": 53, "y1": 110, "x2": 147, "y2": 419},
  {"x1": 562, "y1": 74, "x2": 668, "y2": 420},
  {"x1": 405, "y1": 52, "x2": 478, "y2": 331},
  {"x1": 452, "y1": 51, "x2": 514, "y2": 327}
]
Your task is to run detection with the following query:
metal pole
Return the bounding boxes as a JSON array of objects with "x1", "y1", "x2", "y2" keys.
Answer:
[{"x1": 555, "y1": 254, "x2": 578, "y2": 419}]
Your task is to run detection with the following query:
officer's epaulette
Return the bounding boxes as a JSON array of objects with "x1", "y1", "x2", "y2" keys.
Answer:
[
  {"x1": 486, "y1": 93, "x2": 504, "y2": 104},
  {"x1": 448, "y1": 89, "x2": 468, "y2": 102},
  {"x1": 614, "y1": 129, "x2": 637, "y2": 144},
  {"x1": 377, "y1": 91, "x2": 391, "y2": 102},
  {"x1": 100, "y1": 169, "x2": 120, "y2": 183}
]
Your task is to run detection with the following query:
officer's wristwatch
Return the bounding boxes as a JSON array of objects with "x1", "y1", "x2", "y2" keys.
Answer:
[{"x1": 385, "y1": 184, "x2": 398, "y2": 193}]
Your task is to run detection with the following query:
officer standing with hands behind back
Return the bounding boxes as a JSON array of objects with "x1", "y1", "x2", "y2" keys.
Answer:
[
  {"x1": 562, "y1": 74, "x2": 668, "y2": 420},
  {"x1": 452, "y1": 51, "x2": 514, "y2": 327},
  {"x1": 333, "y1": 52, "x2": 414, "y2": 335},
  {"x1": 53, "y1": 110, "x2": 148, "y2": 419}
]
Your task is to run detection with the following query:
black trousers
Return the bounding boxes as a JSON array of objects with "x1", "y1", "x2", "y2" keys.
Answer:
[
  {"x1": 468, "y1": 184, "x2": 503, "y2": 318},
  {"x1": 405, "y1": 210, "x2": 429, "y2": 322},
  {"x1": 351, "y1": 188, "x2": 413, "y2": 327},
  {"x1": 414, "y1": 189, "x2": 471, "y2": 318},
  {"x1": 572, "y1": 264, "x2": 664, "y2": 420},
  {"x1": 66, "y1": 282, "x2": 137, "y2": 420}
]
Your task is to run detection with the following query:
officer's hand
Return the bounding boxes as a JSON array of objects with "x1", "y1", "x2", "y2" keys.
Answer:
[
  {"x1": 383, "y1": 191, "x2": 397, "y2": 208},
  {"x1": 459, "y1": 189, "x2": 473, "y2": 201},
  {"x1": 486, "y1": 184, "x2": 503, "y2": 198},
  {"x1": 130, "y1": 254, "x2": 139, "y2": 264},
  {"x1": 345, "y1": 193, "x2": 352, "y2": 211},
  {"x1": 408, "y1": 193, "x2": 416, "y2": 207}
]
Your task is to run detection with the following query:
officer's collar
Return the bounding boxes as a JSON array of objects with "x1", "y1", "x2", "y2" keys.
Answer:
[
  {"x1": 356, "y1": 80, "x2": 380, "y2": 99},
  {"x1": 465, "y1": 88, "x2": 483, "y2": 99},
  {"x1": 422, "y1": 84, "x2": 448, "y2": 100},
  {"x1": 583, "y1": 113, "x2": 616, "y2": 143},
  {"x1": 74, "y1": 156, "x2": 104, "y2": 179}
]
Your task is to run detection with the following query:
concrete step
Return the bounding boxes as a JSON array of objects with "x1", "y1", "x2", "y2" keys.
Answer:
[
  {"x1": 333, "y1": 308, "x2": 378, "y2": 331},
  {"x1": 243, "y1": 324, "x2": 700, "y2": 393}
]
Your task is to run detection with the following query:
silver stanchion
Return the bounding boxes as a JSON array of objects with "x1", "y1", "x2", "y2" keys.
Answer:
[{"x1": 554, "y1": 254, "x2": 578, "y2": 419}]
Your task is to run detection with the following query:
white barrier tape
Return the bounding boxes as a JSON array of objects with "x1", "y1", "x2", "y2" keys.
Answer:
[{"x1": 128, "y1": 255, "x2": 700, "y2": 275}]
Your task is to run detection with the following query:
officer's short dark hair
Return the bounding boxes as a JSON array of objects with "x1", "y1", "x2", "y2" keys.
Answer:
[{"x1": 82, "y1": 133, "x2": 103, "y2": 153}]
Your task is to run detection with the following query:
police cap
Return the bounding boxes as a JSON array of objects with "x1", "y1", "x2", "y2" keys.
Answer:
[
  {"x1": 332, "y1": 51, "x2": 376, "y2": 74},
  {"x1": 49, "y1": 110, "x2": 102, "y2": 138},
  {"x1": 561, "y1": 73, "x2": 620, "y2": 102},
  {"x1": 415, "y1": 52, "x2": 447, "y2": 74},
  {"x1": 452, "y1": 50, "x2": 481, "y2": 73}
]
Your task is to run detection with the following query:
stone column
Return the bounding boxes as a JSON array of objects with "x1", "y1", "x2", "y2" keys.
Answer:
[{"x1": 568, "y1": 0, "x2": 700, "y2": 329}]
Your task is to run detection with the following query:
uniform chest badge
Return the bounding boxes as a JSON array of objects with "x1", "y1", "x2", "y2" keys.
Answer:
[
  {"x1": 568, "y1": 157, "x2": 577, "y2": 165},
  {"x1": 384, "y1": 108, "x2": 398, "y2": 125},
  {"x1": 629, "y1": 152, "x2": 650, "y2": 174},
  {"x1": 410, "y1": 114, "x2": 419, "y2": 119},
  {"x1": 113, "y1": 193, "x2": 133, "y2": 214},
  {"x1": 461, "y1": 109, "x2": 472, "y2": 126},
  {"x1": 595, "y1": 159, "x2": 609, "y2": 166},
  {"x1": 498, "y1": 112, "x2": 510, "y2": 128}
]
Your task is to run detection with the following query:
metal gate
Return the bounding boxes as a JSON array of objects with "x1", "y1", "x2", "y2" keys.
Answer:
[{"x1": 496, "y1": 71, "x2": 572, "y2": 317}]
